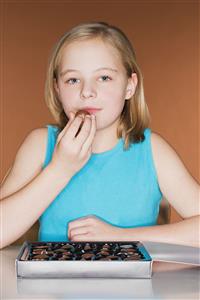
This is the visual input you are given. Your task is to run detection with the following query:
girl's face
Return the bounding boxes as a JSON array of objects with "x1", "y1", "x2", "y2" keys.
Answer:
[{"x1": 54, "y1": 38, "x2": 137, "y2": 131}]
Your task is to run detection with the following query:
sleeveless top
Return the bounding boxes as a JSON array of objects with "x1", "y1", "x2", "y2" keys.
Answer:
[{"x1": 38, "y1": 125, "x2": 163, "y2": 241}]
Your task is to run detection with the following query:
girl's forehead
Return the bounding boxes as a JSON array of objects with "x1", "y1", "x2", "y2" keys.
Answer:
[{"x1": 59, "y1": 38, "x2": 123, "y2": 70}]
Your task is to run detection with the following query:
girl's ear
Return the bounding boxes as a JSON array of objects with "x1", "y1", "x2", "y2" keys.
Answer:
[{"x1": 125, "y1": 73, "x2": 138, "y2": 100}]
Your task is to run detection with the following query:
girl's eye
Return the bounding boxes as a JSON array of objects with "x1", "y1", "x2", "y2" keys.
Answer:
[
  {"x1": 66, "y1": 78, "x2": 80, "y2": 85},
  {"x1": 65, "y1": 75, "x2": 111, "y2": 85},
  {"x1": 99, "y1": 75, "x2": 112, "y2": 82}
]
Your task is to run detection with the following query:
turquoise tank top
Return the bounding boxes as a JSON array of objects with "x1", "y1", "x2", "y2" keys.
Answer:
[{"x1": 39, "y1": 125, "x2": 162, "y2": 241}]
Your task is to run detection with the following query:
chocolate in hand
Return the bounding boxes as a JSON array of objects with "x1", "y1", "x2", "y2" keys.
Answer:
[
  {"x1": 75, "y1": 110, "x2": 91, "y2": 137},
  {"x1": 75, "y1": 110, "x2": 91, "y2": 118}
]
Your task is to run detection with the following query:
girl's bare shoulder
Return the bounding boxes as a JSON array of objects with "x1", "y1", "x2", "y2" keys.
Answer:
[
  {"x1": 26, "y1": 127, "x2": 48, "y2": 166},
  {"x1": 0, "y1": 127, "x2": 48, "y2": 199},
  {"x1": 150, "y1": 130, "x2": 199, "y2": 218},
  {"x1": 150, "y1": 130, "x2": 185, "y2": 183}
]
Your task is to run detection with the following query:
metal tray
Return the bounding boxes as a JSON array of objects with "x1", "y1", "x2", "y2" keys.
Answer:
[{"x1": 16, "y1": 241, "x2": 152, "y2": 278}]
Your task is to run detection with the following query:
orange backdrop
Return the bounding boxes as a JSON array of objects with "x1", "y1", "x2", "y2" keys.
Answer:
[{"x1": 0, "y1": 1, "x2": 199, "y2": 224}]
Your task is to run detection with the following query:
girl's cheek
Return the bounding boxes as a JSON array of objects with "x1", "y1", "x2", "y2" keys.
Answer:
[
  {"x1": 103, "y1": 88, "x2": 123, "y2": 103},
  {"x1": 58, "y1": 90, "x2": 74, "y2": 111},
  {"x1": 101, "y1": 87, "x2": 115, "y2": 98},
  {"x1": 59, "y1": 89, "x2": 76, "y2": 105},
  {"x1": 60, "y1": 87, "x2": 74, "y2": 97}
]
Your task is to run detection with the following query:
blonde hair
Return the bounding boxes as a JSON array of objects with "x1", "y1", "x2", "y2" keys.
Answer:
[{"x1": 45, "y1": 21, "x2": 150, "y2": 150}]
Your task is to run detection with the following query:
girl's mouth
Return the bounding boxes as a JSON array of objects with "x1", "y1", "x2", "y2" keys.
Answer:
[{"x1": 82, "y1": 107, "x2": 102, "y2": 115}]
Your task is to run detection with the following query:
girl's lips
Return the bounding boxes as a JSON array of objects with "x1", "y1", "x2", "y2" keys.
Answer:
[{"x1": 84, "y1": 108, "x2": 102, "y2": 114}]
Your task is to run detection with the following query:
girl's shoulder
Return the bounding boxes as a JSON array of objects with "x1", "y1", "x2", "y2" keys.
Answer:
[
  {"x1": 18, "y1": 126, "x2": 51, "y2": 169},
  {"x1": 149, "y1": 129, "x2": 199, "y2": 219},
  {"x1": 26, "y1": 126, "x2": 49, "y2": 168},
  {"x1": 0, "y1": 126, "x2": 48, "y2": 199},
  {"x1": 32, "y1": 124, "x2": 61, "y2": 166},
  {"x1": 150, "y1": 130, "x2": 171, "y2": 164},
  {"x1": 150, "y1": 130, "x2": 172, "y2": 153}
]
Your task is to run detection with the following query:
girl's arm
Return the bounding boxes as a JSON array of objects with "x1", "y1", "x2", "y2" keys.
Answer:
[
  {"x1": 125, "y1": 132, "x2": 200, "y2": 247},
  {"x1": 0, "y1": 129, "x2": 72, "y2": 249},
  {"x1": 0, "y1": 114, "x2": 96, "y2": 249},
  {"x1": 121, "y1": 215, "x2": 199, "y2": 247},
  {"x1": 151, "y1": 132, "x2": 199, "y2": 219}
]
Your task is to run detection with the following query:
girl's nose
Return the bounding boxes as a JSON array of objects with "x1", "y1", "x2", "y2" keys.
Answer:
[{"x1": 80, "y1": 83, "x2": 97, "y2": 99}]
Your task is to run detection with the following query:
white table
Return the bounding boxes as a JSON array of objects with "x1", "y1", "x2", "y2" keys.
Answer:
[{"x1": 1, "y1": 243, "x2": 199, "y2": 299}]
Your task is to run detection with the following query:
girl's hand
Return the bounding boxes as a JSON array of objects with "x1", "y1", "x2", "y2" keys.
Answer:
[
  {"x1": 50, "y1": 111, "x2": 96, "y2": 177},
  {"x1": 68, "y1": 215, "x2": 124, "y2": 241}
]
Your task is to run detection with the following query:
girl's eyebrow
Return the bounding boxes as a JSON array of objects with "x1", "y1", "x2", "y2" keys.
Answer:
[{"x1": 60, "y1": 67, "x2": 118, "y2": 77}]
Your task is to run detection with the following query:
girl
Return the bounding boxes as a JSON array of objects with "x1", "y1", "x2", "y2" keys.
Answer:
[{"x1": 0, "y1": 22, "x2": 199, "y2": 249}]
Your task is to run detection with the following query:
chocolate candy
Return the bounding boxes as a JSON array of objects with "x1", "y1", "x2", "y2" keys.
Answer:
[
  {"x1": 75, "y1": 110, "x2": 91, "y2": 137},
  {"x1": 26, "y1": 242, "x2": 144, "y2": 262},
  {"x1": 32, "y1": 254, "x2": 49, "y2": 260},
  {"x1": 100, "y1": 250, "x2": 110, "y2": 256},
  {"x1": 81, "y1": 253, "x2": 95, "y2": 260},
  {"x1": 75, "y1": 110, "x2": 91, "y2": 118}
]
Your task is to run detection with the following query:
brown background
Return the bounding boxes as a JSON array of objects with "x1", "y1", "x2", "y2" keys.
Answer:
[{"x1": 0, "y1": 1, "x2": 199, "y2": 226}]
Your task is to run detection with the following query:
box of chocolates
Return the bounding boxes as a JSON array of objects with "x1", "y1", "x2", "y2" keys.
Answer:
[{"x1": 16, "y1": 241, "x2": 152, "y2": 278}]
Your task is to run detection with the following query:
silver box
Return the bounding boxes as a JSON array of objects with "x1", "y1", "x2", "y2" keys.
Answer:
[{"x1": 16, "y1": 241, "x2": 152, "y2": 278}]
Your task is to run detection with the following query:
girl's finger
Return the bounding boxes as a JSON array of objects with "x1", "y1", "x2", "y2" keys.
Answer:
[
  {"x1": 69, "y1": 225, "x2": 90, "y2": 239},
  {"x1": 71, "y1": 233, "x2": 91, "y2": 241},
  {"x1": 74, "y1": 114, "x2": 93, "y2": 144},
  {"x1": 68, "y1": 216, "x2": 90, "y2": 233},
  {"x1": 56, "y1": 112, "x2": 75, "y2": 144},
  {"x1": 80, "y1": 114, "x2": 96, "y2": 154},
  {"x1": 63, "y1": 115, "x2": 85, "y2": 140}
]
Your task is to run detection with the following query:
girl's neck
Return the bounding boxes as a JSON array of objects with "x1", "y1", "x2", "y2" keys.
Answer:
[{"x1": 91, "y1": 125, "x2": 119, "y2": 154}]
